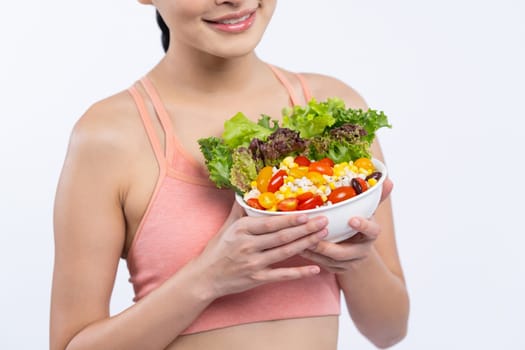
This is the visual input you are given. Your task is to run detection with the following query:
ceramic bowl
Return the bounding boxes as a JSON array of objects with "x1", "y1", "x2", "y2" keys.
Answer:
[{"x1": 235, "y1": 158, "x2": 387, "y2": 242}]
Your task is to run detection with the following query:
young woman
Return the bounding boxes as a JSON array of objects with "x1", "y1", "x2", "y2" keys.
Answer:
[{"x1": 50, "y1": 1, "x2": 409, "y2": 349}]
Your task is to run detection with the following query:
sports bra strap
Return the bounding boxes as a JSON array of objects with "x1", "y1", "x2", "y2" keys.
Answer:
[
  {"x1": 295, "y1": 73, "x2": 313, "y2": 102},
  {"x1": 128, "y1": 85, "x2": 167, "y2": 171},
  {"x1": 267, "y1": 64, "x2": 301, "y2": 106},
  {"x1": 139, "y1": 77, "x2": 175, "y2": 164}
]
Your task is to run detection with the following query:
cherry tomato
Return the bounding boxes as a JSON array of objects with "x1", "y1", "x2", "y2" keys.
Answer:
[
  {"x1": 296, "y1": 192, "x2": 314, "y2": 203},
  {"x1": 258, "y1": 192, "x2": 277, "y2": 209},
  {"x1": 246, "y1": 198, "x2": 265, "y2": 210},
  {"x1": 256, "y1": 166, "x2": 273, "y2": 193},
  {"x1": 309, "y1": 161, "x2": 333, "y2": 176},
  {"x1": 306, "y1": 171, "x2": 326, "y2": 186},
  {"x1": 353, "y1": 158, "x2": 374, "y2": 172},
  {"x1": 267, "y1": 169, "x2": 287, "y2": 193},
  {"x1": 297, "y1": 195, "x2": 324, "y2": 210},
  {"x1": 319, "y1": 157, "x2": 335, "y2": 167},
  {"x1": 294, "y1": 155, "x2": 311, "y2": 167},
  {"x1": 328, "y1": 186, "x2": 356, "y2": 204},
  {"x1": 277, "y1": 198, "x2": 299, "y2": 211},
  {"x1": 288, "y1": 166, "x2": 309, "y2": 179}
]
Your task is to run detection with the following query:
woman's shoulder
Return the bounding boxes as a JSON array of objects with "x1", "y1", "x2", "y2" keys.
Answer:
[
  {"x1": 67, "y1": 89, "x2": 143, "y2": 170},
  {"x1": 74, "y1": 89, "x2": 140, "y2": 144},
  {"x1": 301, "y1": 72, "x2": 368, "y2": 109},
  {"x1": 276, "y1": 67, "x2": 368, "y2": 109}
]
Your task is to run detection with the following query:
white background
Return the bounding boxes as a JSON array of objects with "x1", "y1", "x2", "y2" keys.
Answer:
[{"x1": 1, "y1": 1, "x2": 524, "y2": 349}]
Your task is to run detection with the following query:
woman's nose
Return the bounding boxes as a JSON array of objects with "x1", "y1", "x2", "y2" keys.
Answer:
[{"x1": 215, "y1": 0, "x2": 251, "y2": 7}]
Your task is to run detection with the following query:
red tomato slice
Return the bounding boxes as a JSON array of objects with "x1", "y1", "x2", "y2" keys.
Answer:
[
  {"x1": 277, "y1": 198, "x2": 299, "y2": 211},
  {"x1": 246, "y1": 198, "x2": 265, "y2": 210},
  {"x1": 308, "y1": 161, "x2": 333, "y2": 176},
  {"x1": 319, "y1": 157, "x2": 335, "y2": 167},
  {"x1": 328, "y1": 186, "x2": 356, "y2": 204},
  {"x1": 294, "y1": 155, "x2": 311, "y2": 167},
  {"x1": 297, "y1": 195, "x2": 324, "y2": 210},
  {"x1": 267, "y1": 170, "x2": 287, "y2": 193},
  {"x1": 296, "y1": 192, "x2": 314, "y2": 203}
]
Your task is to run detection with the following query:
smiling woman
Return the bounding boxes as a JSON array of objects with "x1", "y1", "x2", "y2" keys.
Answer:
[{"x1": 49, "y1": 1, "x2": 409, "y2": 350}]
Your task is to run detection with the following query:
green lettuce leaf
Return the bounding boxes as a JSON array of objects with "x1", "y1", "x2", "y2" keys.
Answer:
[
  {"x1": 197, "y1": 137, "x2": 233, "y2": 189},
  {"x1": 281, "y1": 98, "x2": 338, "y2": 138},
  {"x1": 326, "y1": 140, "x2": 370, "y2": 164},
  {"x1": 257, "y1": 114, "x2": 279, "y2": 132},
  {"x1": 222, "y1": 112, "x2": 273, "y2": 149},
  {"x1": 332, "y1": 107, "x2": 391, "y2": 144},
  {"x1": 229, "y1": 147, "x2": 258, "y2": 194}
]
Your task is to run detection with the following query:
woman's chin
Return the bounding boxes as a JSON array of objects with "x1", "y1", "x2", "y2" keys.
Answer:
[{"x1": 204, "y1": 40, "x2": 262, "y2": 60}]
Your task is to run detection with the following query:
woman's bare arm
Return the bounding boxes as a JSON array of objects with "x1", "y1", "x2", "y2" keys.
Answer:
[
  {"x1": 298, "y1": 73, "x2": 410, "y2": 348},
  {"x1": 50, "y1": 102, "x2": 219, "y2": 350}
]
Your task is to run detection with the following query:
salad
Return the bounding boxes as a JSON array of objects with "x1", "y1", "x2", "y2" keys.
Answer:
[{"x1": 198, "y1": 98, "x2": 390, "y2": 212}]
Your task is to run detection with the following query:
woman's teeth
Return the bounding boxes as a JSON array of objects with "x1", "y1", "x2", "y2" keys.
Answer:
[{"x1": 218, "y1": 14, "x2": 251, "y2": 24}]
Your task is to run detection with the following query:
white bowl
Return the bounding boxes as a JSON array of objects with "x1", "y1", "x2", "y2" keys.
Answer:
[{"x1": 236, "y1": 158, "x2": 387, "y2": 243}]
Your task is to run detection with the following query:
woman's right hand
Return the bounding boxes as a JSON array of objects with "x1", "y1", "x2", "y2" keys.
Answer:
[{"x1": 193, "y1": 202, "x2": 329, "y2": 299}]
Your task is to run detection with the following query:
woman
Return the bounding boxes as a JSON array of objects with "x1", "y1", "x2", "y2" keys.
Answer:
[{"x1": 50, "y1": 1, "x2": 409, "y2": 349}]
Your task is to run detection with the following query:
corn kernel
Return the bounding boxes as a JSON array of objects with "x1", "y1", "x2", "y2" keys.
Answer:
[
  {"x1": 333, "y1": 164, "x2": 346, "y2": 177},
  {"x1": 283, "y1": 156, "x2": 295, "y2": 167},
  {"x1": 321, "y1": 195, "x2": 328, "y2": 202},
  {"x1": 296, "y1": 187, "x2": 305, "y2": 195},
  {"x1": 250, "y1": 181, "x2": 257, "y2": 189},
  {"x1": 367, "y1": 178, "x2": 378, "y2": 187},
  {"x1": 267, "y1": 205, "x2": 278, "y2": 212},
  {"x1": 356, "y1": 167, "x2": 369, "y2": 175},
  {"x1": 297, "y1": 166, "x2": 309, "y2": 172},
  {"x1": 329, "y1": 182, "x2": 336, "y2": 190},
  {"x1": 286, "y1": 176, "x2": 295, "y2": 183},
  {"x1": 318, "y1": 185, "x2": 326, "y2": 193}
]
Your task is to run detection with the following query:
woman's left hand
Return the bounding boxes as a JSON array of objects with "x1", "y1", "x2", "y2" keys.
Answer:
[
  {"x1": 300, "y1": 177, "x2": 393, "y2": 274},
  {"x1": 299, "y1": 216, "x2": 381, "y2": 274}
]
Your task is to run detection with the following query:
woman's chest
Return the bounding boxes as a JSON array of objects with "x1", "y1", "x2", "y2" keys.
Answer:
[{"x1": 164, "y1": 93, "x2": 291, "y2": 164}]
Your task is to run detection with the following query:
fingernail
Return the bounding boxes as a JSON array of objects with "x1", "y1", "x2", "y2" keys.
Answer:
[
  {"x1": 350, "y1": 218, "x2": 360, "y2": 228},
  {"x1": 314, "y1": 217, "x2": 328, "y2": 229}
]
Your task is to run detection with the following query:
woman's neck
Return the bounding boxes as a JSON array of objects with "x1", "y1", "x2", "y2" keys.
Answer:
[{"x1": 151, "y1": 47, "x2": 266, "y2": 97}]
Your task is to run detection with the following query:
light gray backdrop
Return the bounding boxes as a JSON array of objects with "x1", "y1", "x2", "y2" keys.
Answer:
[{"x1": 1, "y1": 1, "x2": 524, "y2": 349}]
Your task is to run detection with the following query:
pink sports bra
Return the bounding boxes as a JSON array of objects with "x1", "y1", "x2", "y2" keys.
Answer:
[{"x1": 126, "y1": 65, "x2": 341, "y2": 335}]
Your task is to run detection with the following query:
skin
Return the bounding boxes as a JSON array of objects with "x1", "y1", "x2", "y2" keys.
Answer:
[{"x1": 50, "y1": 1, "x2": 409, "y2": 349}]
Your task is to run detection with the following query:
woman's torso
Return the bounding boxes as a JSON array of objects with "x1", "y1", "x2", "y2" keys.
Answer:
[
  {"x1": 115, "y1": 65, "x2": 341, "y2": 349},
  {"x1": 167, "y1": 316, "x2": 338, "y2": 350}
]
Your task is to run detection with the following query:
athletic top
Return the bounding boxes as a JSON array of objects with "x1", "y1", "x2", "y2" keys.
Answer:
[{"x1": 126, "y1": 65, "x2": 341, "y2": 334}]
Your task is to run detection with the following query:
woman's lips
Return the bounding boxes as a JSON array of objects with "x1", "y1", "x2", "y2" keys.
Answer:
[{"x1": 204, "y1": 10, "x2": 257, "y2": 33}]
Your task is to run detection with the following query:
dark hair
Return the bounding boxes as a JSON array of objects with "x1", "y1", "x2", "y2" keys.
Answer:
[{"x1": 156, "y1": 10, "x2": 170, "y2": 52}]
